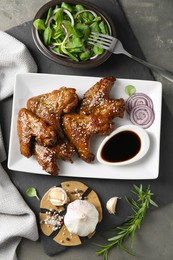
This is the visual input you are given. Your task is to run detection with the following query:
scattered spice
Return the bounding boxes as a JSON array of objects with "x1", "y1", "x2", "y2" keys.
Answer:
[
  {"x1": 40, "y1": 210, "x2": 64, "y2": 231},
  {"x1": 70, "y1": 188, "x2": 83, "y2": 199}
]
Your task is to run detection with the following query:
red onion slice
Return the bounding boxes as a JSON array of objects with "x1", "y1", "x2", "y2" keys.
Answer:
[
  {"x1": 130, "y1": 105, "x2": 155, "y2": 129},
  {"x1": 47, "y1": 16, "x2": 54, "y2": 27},
  {"x1": 126, "y1": 93, "x2": 153, "y2": 114},
  {"x1": 75, "y1": 10, "x2": 97, "y2": 18}
]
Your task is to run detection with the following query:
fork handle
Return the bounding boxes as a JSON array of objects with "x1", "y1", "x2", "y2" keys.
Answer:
[{"x1": 129, "y1": 54, "x2": 173, "y2": 83}]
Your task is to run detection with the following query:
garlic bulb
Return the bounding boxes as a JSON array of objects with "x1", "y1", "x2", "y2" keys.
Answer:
[
  {"x1": 106, "y1": 197, "x2": 119, "y2": 214},
  {"x1": 49, "y1": 187, "x2": 68, "y2": 206},
  {"x1": 64, "y1": 199, "x2": 99, "y2": 237}
]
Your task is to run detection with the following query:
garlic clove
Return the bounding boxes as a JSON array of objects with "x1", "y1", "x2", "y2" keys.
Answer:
[
  {"x1": 64, "y1": 199, "x2": 99, "y2": 237},
  {"x1": 49, "y1": 187, "x2": 68, "y2": 206},
  {"x1": 106, "y1": 197, "x2": 120, "y2": 214}
]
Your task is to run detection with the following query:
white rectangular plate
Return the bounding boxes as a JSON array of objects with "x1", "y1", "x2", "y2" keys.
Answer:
[{"x1": 8, "y1": 73, "x2": 162, "y2": 179}]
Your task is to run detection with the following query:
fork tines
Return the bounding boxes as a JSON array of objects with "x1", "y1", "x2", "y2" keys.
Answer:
[{"x1": 88, "y1": 32, "x2": 117, "y2": 51}]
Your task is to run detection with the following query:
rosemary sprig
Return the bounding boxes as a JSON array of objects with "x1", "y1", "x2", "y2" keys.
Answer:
[{"x1": 96, "y1": 184, "x2": 158, "y2": 260}]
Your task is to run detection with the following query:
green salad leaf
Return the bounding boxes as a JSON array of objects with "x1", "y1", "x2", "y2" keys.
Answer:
[
  {"x1": 45, "y1": 7, "x2": 53, "y2": 26},
  {"x1": 43, "y1": 27, "x2": 52, "y2": 45},
  {"x1": 33, "y1": 19, "x2": 45, "y2": 30},
  {"x1": 33, "y1": 1, "x2": 109, "y2": 61},
  {"x1": 54, "y1": 8, "x2": 63, "y2": 27},
  {"x1": 125, "y1": 85, "x2": 136, "y2": 96},
  {"x1": 61, "y1": 2, "x2": 73, "y2": 13},
  {"x1": 75, "y1": 4, "x2": 85, "y2": 12},
  {"x1": 26, "y1": 187, "x2": 40, "y2": 200}
]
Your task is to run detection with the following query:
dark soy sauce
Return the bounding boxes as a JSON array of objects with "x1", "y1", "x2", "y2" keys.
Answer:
[{"x1": 101, "y1": 130, "x2": 141, "y2": 163}]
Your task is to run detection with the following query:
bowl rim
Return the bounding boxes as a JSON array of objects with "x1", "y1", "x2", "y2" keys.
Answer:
[
  {"x1": 97, "y1": 124, "x2": 150, "y2": 166},
  {"x1": 32, "y1": 0, "x2": 116, "y2": 68}
]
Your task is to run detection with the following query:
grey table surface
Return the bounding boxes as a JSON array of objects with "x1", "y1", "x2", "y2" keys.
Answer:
[{"x1": 0, "y1": 0, "x2": 173, "y2": 259}]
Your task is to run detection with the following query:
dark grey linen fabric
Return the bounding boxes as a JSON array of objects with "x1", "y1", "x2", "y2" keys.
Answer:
[{"x1": 1, "y1": 0, "x2": 173, "y2": 256}]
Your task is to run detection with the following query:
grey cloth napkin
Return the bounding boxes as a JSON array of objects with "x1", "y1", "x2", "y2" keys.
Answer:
[{"x1": 0, "y1": 31, "x2": 38, "y2": 260}]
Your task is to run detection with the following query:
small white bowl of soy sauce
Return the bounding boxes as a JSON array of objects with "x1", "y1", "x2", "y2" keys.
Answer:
[{"x1": 97, "y1": 125, "x2": 150, "y2": 166}]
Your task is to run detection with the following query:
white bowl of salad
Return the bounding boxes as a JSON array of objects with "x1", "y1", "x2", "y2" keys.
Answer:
[{"x1": 32, "y1": 0, "x2": 116, "y2": 68}]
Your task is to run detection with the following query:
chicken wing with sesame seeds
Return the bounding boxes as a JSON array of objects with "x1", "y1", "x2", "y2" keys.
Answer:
[
  {"x1": 62, "y1": 114, "x2": 113, "y2": 163},
  {"x1": 17, "y1": 108, "x2": 57, "y2": 158},
  {"x1": 27, "y1": 87, "x2": 79, "y2": 138},
  {"x1": 34, "y1": 140, "x2": 75, "y2": 176},
  {"x1": 78, "y1": 76, "x2": 126, "y2": 119}
]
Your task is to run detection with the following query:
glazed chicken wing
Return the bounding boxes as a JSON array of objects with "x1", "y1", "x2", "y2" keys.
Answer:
[
  {"x1": 27, "y1": 87, "x2": 79, "y2": 138},
  {"x1": 34, "y1": 140, "x2": 75, "y2": 176},
  {"x1": 62, "y1": 114, "x2": 112, "y2": 163},
  {"x1": 79, "y1": 76, "x2": 126, "y2": 119},
  {"x1": 17, "y1": 108, "x2": 57, "y2": 158}
]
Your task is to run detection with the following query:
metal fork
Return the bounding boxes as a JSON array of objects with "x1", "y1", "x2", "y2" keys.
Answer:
[{"x1": 88, "y1": 32, "x2": 173, "y2": 83}]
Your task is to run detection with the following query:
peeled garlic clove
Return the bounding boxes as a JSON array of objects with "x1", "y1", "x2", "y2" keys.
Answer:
[
  {"x1": 106, "y1": 197, "x2": 119, "y2": 214},
  {"x1": 49, "y1": 187, "x2": 68, "y2": 206},
  {"x1": 64, "y1": 199, "x2": 99, "y2": 237}
]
